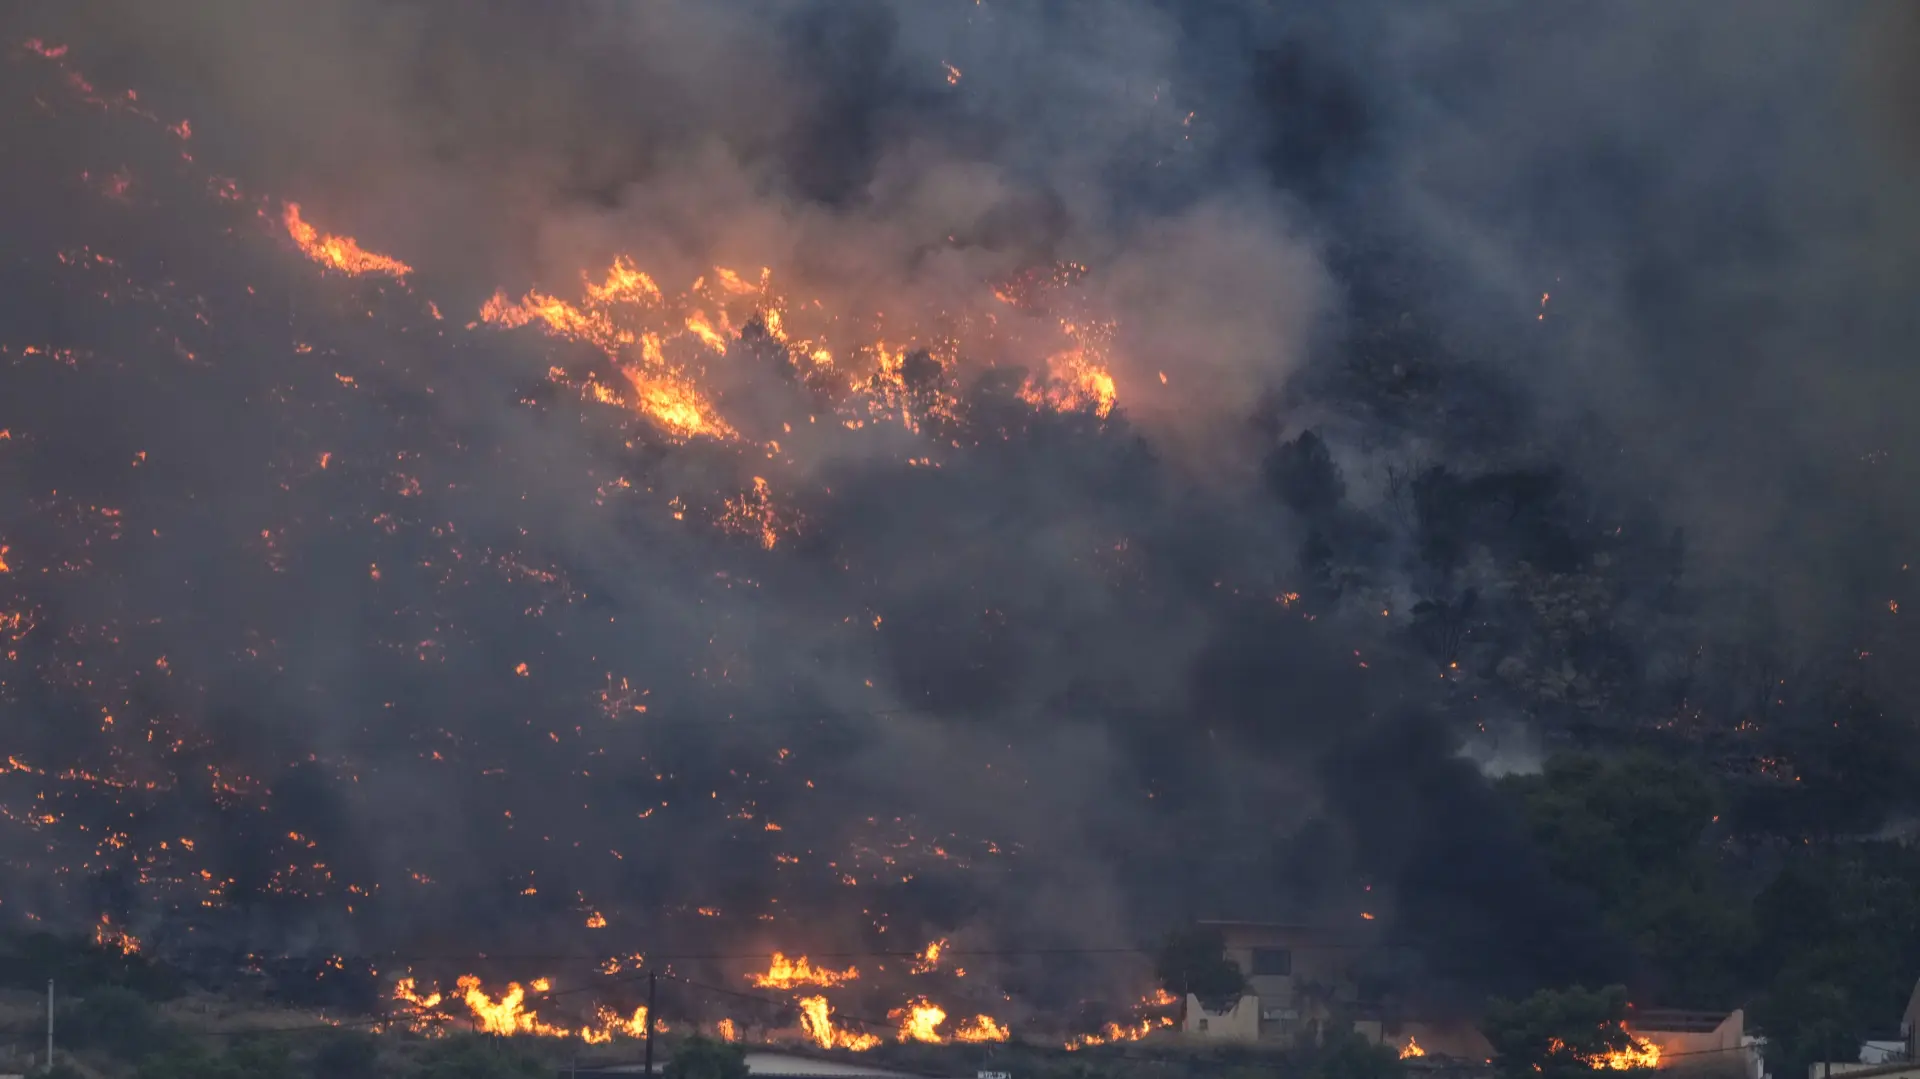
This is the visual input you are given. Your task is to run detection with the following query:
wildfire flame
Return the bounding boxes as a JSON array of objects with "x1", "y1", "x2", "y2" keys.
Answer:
[
  {"x1": 1064, "y1": 1017, "x2": 1172, "y2": 1050},
  {"x1": 1402, "y1": 1037, "x2": 1426, "y2": 1059},
  {"x1": 475, "y1": 252, "x2": 1121, "y2": 447},
  {"x1": 92, "y1": 913, "x2": 140, "y2": 955},
  {"x1": 1063, "y1": 989, "x2": 1178, "y2": 1050},
  {"x1": 479, "y1": 262, "x2": 735, "y2": 442},
  {"x1": 748, "y1": 952, "x2": 859, "y2": 989},
  {"x1": 797, "y1": 995, "x2": 882, "y2": 1051},
  {"x1": 893, "y1": 997, "x2": 947, "y2": 1043},
  {"x1": 1545, "y1": 1033, "x2": 1663, "y2": 1071},
  {"x1": 910, "y1": 938, "x2": 947, "y2": 974},
  {"x1": 389, "y1": 976, "x2": 660, "y2": 1043},
  {"x1": 886, "y1": 997, "x2": 1007, "y2": 1045},
  {"x1": 952, "y1": 1014, "x2": 1011, "y2": 1043},
  {"x1": 718, "y1": 477, "x2": 784, "y2": 550},
  {"x1": 282, "y1": 203, "x2": 412, "y2": 278}
]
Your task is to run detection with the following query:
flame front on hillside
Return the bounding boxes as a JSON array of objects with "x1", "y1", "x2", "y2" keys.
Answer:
[
  {"x1": 749, "y1": 952, "x2": 859, "y2": 989},
  {"x1": 282, "y1": 204, "x2": 412, "y2": 278}
]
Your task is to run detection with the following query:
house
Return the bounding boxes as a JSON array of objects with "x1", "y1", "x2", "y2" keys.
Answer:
[
  {"x1": 1632, "y1": 1009, "x2": 1762, "y2": 1079},
  {"x1": 1806, "y1": 973, "x2": 1920, "y2": 1079},
  {"x1": 1902, "y1": 975, "x2": 1920, "y2": 1062},
  {"x1": 1178, "y1": 920, "x2": 1378, "y2": 1046}
]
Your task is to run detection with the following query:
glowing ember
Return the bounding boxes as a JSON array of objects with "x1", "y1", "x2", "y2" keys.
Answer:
[
  {"x1": 718, "y1": 477, "x2": 784, "y2": 550},
  {"x1": 92, "y1": 913, "x2": 140, "y2": 955},
  {"x1": 748, "y1": 952, "x2": 859, "y2": 989},
  {"x1": 282, "y1": 203, "x2": 412, "y2": 278}
]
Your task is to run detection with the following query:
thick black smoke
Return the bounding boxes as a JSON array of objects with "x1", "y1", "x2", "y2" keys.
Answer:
[{"x1": 0, "y1": 0, "x2": 1910, "y2": 1028}]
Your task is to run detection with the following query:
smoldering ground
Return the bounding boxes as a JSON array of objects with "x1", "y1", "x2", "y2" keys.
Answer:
[{"x1": 0, "y1": 0, "x2": 1912, "y2": 1021}]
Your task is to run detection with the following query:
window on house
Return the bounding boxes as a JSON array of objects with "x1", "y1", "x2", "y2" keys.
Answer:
[{"x1": 1250, "y1": 948, "x2": 1292, "y2": 976}]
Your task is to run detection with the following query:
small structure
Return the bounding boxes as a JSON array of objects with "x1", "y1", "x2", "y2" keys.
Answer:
[
  {"x1": 1807, "y1": 1062, "x2": 1920, "y2": 1079},
  {"x1": 1633, "y1": 1009, "x2": 1761, "y2": 1079},
  {"x1": 1179, "y1": 920, "x2": 1370, "y2": 1045},
  {"x1": 1182, "y1": 993, "x2": 1261, "y2": 1043}
]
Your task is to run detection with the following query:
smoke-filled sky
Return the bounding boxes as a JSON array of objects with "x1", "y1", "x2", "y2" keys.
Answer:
[{"x1": 0, "y1": 0, "x2": 1914, "y2": 1027}]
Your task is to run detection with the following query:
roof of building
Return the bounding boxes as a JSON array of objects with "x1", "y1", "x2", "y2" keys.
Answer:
[{"x1": 1633, "y1": 1009, "x2": 1736, "y2": 1033}]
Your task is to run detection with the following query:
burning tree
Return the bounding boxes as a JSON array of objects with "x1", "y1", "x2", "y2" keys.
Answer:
[
  {"x1": 1484, "y1": 985, "x2": 1660, "y2": 1078},
  {"x1": 1153, "y1": 926, "x2": 1247, "y2": 1011}
]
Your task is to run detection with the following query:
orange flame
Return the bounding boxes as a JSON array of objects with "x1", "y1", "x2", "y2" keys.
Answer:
[
  {"x1": 893, "y1": 997, "x2": 947, "y2": 1043},
  {"x1": 910, "y1": 938, "x2": 948, "y2": 974},
  {"x1": 473, "y1": 254, "x2": 1126, "y2": 449},
  {"x1": 1018, "y1": 347, "x2": 1117, "y2": 418},
  {"x1": 797, "y1": 995, "x2": 882, "y2": 1051},
  {"x1": 1545, "y1": 1033, "x2": 1663, "y2": 1071},
  {"x1": 952, "y1": 1014, "x2": 1011, "y2": 1043},
  {"x1": 748, "y1": 952, "x2": 859, "y2": 990},
  {"x1": 1063, "y1": 1016, "x2": 1172, "y2": 1050},
  {"x1": 282, "y1": 203, "x2": 412, "y2": 277},
  {"x1": 1401, "y1": 1037, "x2": 1426, "y2": 1059},
  {"x1": 718, "y1": 477, "x2": 783, "y2": 550},
  {"x1": 1063, "y1": 990, "x2": 1178, "y2": 1050},
  {"x1": 92, "y1": 914, "x2": 140, "y2": 956},
  {"x1": 391, "y1": 975, "x2": 661, "y2": 1043}
]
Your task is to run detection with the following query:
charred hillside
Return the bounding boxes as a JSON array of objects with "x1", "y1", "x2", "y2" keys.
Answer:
[{"x1": 0, "y1": 0, "x2": 1915, "y2": 1059}]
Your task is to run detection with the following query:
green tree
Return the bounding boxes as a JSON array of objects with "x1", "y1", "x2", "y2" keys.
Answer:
[
  {"x1": 1503, "y1": 753, "x2": 1750, "y2": 1005},
  {"x1": 665, "y1": 1035, "x2": 750, "y2": 1079},
  {"x1": 1154, "y1": 927, "x2": 1247, "y2": 1011},
  {"x1": 1752, "y1": 977, "x2": 1862, "y2": 1079},
  {"x1": 1484, "y1": 985, "x2": 1646, "y2": 1079}
]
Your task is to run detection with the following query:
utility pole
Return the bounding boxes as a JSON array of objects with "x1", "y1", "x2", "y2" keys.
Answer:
[
  {"x1": 45, "y1": 978, "x2": 53, "y2": 1074},
  {"x1": 643, "y1": 969, "x2": 658, "y2": 1078}
]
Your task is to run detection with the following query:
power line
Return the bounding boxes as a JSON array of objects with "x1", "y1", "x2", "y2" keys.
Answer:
[{"x1": 289, "y1": 945, "x2": 1153, "y2": 964}]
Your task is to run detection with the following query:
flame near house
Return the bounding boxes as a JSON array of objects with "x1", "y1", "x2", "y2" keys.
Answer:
[{"x1": 1545, "y1": 1031, "x2": 1664, "y2": 1071}]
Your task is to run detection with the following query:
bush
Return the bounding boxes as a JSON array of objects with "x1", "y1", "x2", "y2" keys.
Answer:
[
  {"x1": 312, "y1": 1029, "x2": 383, "y2": 1077},
  {"x1": 59, "y1": 985, "x2": 174, "y2": 1059},
  {"x1": 665, "y1": 1035, "x2": 749, "y2": 1079},
  {"x1": 412, "y1": 1035, "x2": 549, "y2": 1079}
]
